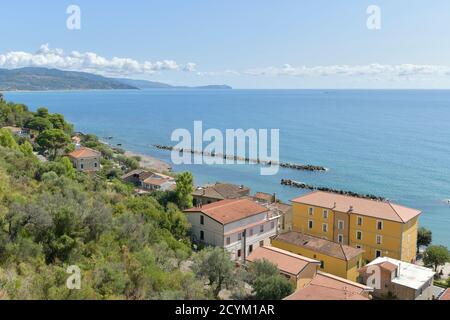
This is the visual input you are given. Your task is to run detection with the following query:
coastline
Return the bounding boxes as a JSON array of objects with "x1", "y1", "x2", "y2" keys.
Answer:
[{"x1": 124, "y1": 150, "x2": 172, "y2": 173}]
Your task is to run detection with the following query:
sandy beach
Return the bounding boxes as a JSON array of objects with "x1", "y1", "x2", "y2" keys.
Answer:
[{"x1": 125, "y1": 151, "x2": 172, "y2": 173}]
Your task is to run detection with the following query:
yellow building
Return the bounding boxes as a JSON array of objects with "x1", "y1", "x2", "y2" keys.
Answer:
[
  {"x1": 272, "y1": 231, "x2": 364, "y2": 282},
  {"x1": 290, "y1": 191, "x2": 421, "y2": 263}
]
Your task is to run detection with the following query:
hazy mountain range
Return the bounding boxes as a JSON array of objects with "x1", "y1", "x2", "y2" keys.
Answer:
[{"x1": 0, "y1": 67, "x2": 232, "y2": 91}]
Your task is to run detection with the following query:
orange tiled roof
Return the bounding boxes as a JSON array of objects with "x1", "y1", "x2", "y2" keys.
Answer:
[
  {"x1": 291, "y1": 191, "x2": 421, "y2": 223},
  {"x1": 184, "y1": 199, "x2": 268, "y2": 224},
  {"x1": 68, "y1": 147, "x2": 101, "y2": 159},
  {"x1": 285, "y1": 271, "x2": 372, "y2": 300},
  {"x1": 246, "y1": 246, "x2": 320, "y2": 276},
  {"x1": 274, "y1": 232, "x2": 364, "y2": 261},
  {"x1": 440, "y1": 289, "x2": 450, "y2": 300}
]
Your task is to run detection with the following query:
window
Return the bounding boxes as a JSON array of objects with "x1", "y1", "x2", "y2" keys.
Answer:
[
  {"x1": 80, "y1": 164, "x2": 84, "y2": 169},
  {"x1": 249, "y1": 229, "x2": 254, "y2": 237},
  {"x1": 226, "y1": 237, "x2": 231, "y2": 245},
  {"x1": 376, "y1": 250, "x2": 382, "y2": 258},
  {"x1": 338, "y1": 234, "x2": 344, "y2": 243},
  {"x1": 308, "y1": 220, "x2": 313, "y2": 229},
  {"x1": 249, "y1": 245, "x2": 253, "y2": 253},
  {"x1": 238, "y1": 233, "x2": 242, "y2": 241},
  {"x1": 322, "y1": 223, "x2": 328, "y2": 233},
  {"x1": 377, "y1": 220, "x2": 383, "y2": 231},
  {"x1": 200, "y1": 231, "x2": 204, "y2": 241},
  {"x1": 308, "y1": 207, "x2": 314, "y2": 216},
  {"x1": 356, "y1": 231, "x2": 362, "y2": 241},
  {"x1": 320, "y1": 261, "x2": 325, "y2": 269},
  {"x1": 271, "y1": 221, "x2": 275, "y2": 229},
  {"x1": 260, "y1": 225, "x2": 264, "y2": 233},
  {"x1": 200, "y1": 215, "x2": 204, "y2": 225},
  {"x1": 376, "y1": 235, "x2": 382, "y2": 245},
  {"x1": 357, "y1": 216, "x2": 363, "y2": 226},
  {"x1": 260, "y1": 241, "x2": 264, "y2": 247},
  {"x1": 338, "y1": 220, "x2": 344, "y2": 230},
  {"x1": 323, "y1": 210, "x2": 328, "y2": 219},
  {"x1": 94, "y1": 162, "x2": 98, "y2": 168},
  {"x1": 237, "y1": 250, "x2": 242, "y2": 258}
]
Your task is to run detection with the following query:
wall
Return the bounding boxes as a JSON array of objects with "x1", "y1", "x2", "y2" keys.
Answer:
[
  {"x1": 71, "y1": 156, "x2": 100, "y2": 172},
  {"x1": 271, "y1": 239, "x2": 360, "y2": 281}
]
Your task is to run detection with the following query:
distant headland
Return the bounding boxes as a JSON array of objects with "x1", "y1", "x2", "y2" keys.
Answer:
[{"x1": 0, "y1": 67, "x2": 232, "y2": 91}]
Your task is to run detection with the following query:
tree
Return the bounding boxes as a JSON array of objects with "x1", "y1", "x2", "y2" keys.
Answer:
[
  {"x1": 25, "y1": 117, "x2": 53, "y2": 132},
  {"x1": 248, "y1": 259, "x2": 294, "y2": 300},
  {"x1": 423, "y1": 245, "x2": 450, "y2": 272},
  {"x1": 0, "y1": 128, "x2": 19, "y2": 150},
  {"x1": 192, "y1": 247, "x2": 235, "y2": 298},
  {"x1": 36, "y1": 129, "x2": 71, "y2": 160},
  {"x1": 175, "y1": 172, "x2": 193, "y2": 210},
  {"x1": 417, "y1": 227, "x2": 432, "y2": 249},
  {"x1": 36, "y1": 107, "x2": 49, "y2": 118}
]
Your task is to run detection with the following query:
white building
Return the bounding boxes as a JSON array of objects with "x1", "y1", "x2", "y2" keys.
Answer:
[
  {"x1": 184, "y1": 199, "x2": 281, "y2": 261},
  {"x1": 359, "y1": 256, "x2": 435, "y2": 300}
]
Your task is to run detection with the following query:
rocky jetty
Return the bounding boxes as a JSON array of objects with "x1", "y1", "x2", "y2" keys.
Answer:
[
  {"x1": 153, "y1": 144, "x2": 327, "y2": 172},
  {"x1": 281, "y1": 179, "x2": 385, "y2": 201}
]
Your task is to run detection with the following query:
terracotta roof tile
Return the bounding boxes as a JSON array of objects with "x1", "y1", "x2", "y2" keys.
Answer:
[
  {"x1": 440, "y1": 289, "x2": 450, "y2": 300},
  {"x1": 285, "y1": 271, "x2": 372, "y2": 300},
  {"x1": 184, "y1": 199, "x2": 268, "y2": 224},
  {"x1": 193, "y1": 183, "x2": 250, "y2": 200},
  {"x1": 68, "y1": 147, "x2": 101, "y2": 159},
  {"x1": 291, "y1": 191, "x2": 421, "y2": 223},
  {"x1": 274, "y1": 232, "x2": 364, "y2": 261},
  {"x1": 246, "y1": 246, "x2": 320, "y2": 276}
]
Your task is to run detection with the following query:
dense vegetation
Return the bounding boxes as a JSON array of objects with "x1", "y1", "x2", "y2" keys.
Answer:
[{"x1": 0, "y1": 95, "x2": 290, "y2": 300}]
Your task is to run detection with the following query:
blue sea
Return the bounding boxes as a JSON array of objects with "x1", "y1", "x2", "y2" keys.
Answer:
[{"x1": 4, "y1": 89, "x2": 450, "y2": 246}]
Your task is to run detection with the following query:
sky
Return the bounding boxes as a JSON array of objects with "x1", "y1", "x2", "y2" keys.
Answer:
[{"x1": 1, "y1": 0, "x2": 450, "y2": 88}]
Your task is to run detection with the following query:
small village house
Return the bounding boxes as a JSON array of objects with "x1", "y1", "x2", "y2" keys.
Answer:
[
  {"x1": 192, "y1": 183, "x2": 250, "y2": 206},
  {"x1": 246, "y1": 245, "x2": 372, "y2": 300},
  {"x1": 184, "y1": 198, "x2": 280, "y2": 261},
  {"x1": 290, "y1": 191, "x2": 421, "y2": 263},
  {"x1": 121, "y1": 169, "x2": 176, "y2": 192},
  {"x1": 359, "y1": 256, "x2": 435, "y2": 300},
  {"x1": 246, "y1": 246, "x2": 321, "y2": 289},
  {"x1": 68, "y1": 147, "x2": 101, "y2": 172},
  {"x1": 272, "y1": 231, "x2": 364, "y2": 282}
]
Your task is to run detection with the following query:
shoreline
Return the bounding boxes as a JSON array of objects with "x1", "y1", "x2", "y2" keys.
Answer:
[{"x1": 124, "y1": 150, "x2": 172, "y2": 173}]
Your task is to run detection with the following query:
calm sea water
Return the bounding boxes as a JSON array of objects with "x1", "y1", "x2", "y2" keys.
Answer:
[{"x1": 5, "y1": 89, "x2": 450, "y2": 246}]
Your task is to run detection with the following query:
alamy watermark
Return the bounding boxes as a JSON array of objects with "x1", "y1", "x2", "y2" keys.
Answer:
[
  {"x1": 367, "y1": 5, "x2": 381, "y2": 30},
  {"x1": 66, "y1": 5, "x2": 81, "y2": 30},
  {"x1": 171, "y1": 121, "x2": 280, "y2": 176},
  {"x1": 66, "y1": 265, "x2": 81, "y2": 290}
]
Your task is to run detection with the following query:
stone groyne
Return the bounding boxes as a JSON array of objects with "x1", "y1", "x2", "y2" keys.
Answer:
[
  {"x1": 281, "y1": 179, "x2": 385, "y2": 201},
  {"x1": 153, "y1": 144, "x2": 327, "y2": 172}
]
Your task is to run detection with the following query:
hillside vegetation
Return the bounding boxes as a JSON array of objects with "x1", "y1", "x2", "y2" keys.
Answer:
[{"x1": 0, "y1": 93, "x2": 291, "y2": 300}]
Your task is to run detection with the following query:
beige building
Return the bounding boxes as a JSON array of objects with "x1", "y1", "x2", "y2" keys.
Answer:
[
  {"x1": 121, "y1": 169, "x2": 176, "y2": 192},
  {"x1": 359, "y1": 257, "x2": 435, "y2": 300},
  {"x1": 184, "y1": 199, "x2": 280, "y2": 261},
  {"x1": 68, "y1": 147, "x2": 101, "y2": 172}
]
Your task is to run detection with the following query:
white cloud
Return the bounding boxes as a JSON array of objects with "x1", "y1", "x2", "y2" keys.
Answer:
[
  {"x1": 183, "y1": 62, "x2": 197, "y2": 72},
  {"x1": 0, "y1": 44, "x2": 197, "y2": 76},
  {"x1": 243, "y1": 63, "x2": 450, "y2": 78}
]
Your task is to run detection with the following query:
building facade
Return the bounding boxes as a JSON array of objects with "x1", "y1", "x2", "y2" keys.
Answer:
[
  {"x1": 359, "y1": 257, "x2": 435, "y2": 300},
  {"x1": 184, "y1": 199, "x2": 280, "y2": 261},
  {"x1": 290, "y1": 191, "x2": 421, "y2": 262},
  {"x1": 68, "y1": 147, "x2": 101, "y2": 172},
  {"x1": 272, "y1": 231, "x2": 364, "y2": 282}
]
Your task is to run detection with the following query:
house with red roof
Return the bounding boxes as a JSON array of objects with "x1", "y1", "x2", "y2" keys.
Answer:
[
  {"x1": 68, "y1": 147, "x2": 101, "y2": 172},
  {"x1": 184, "y1": 199, "x2": 281, "y2": 261}
]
